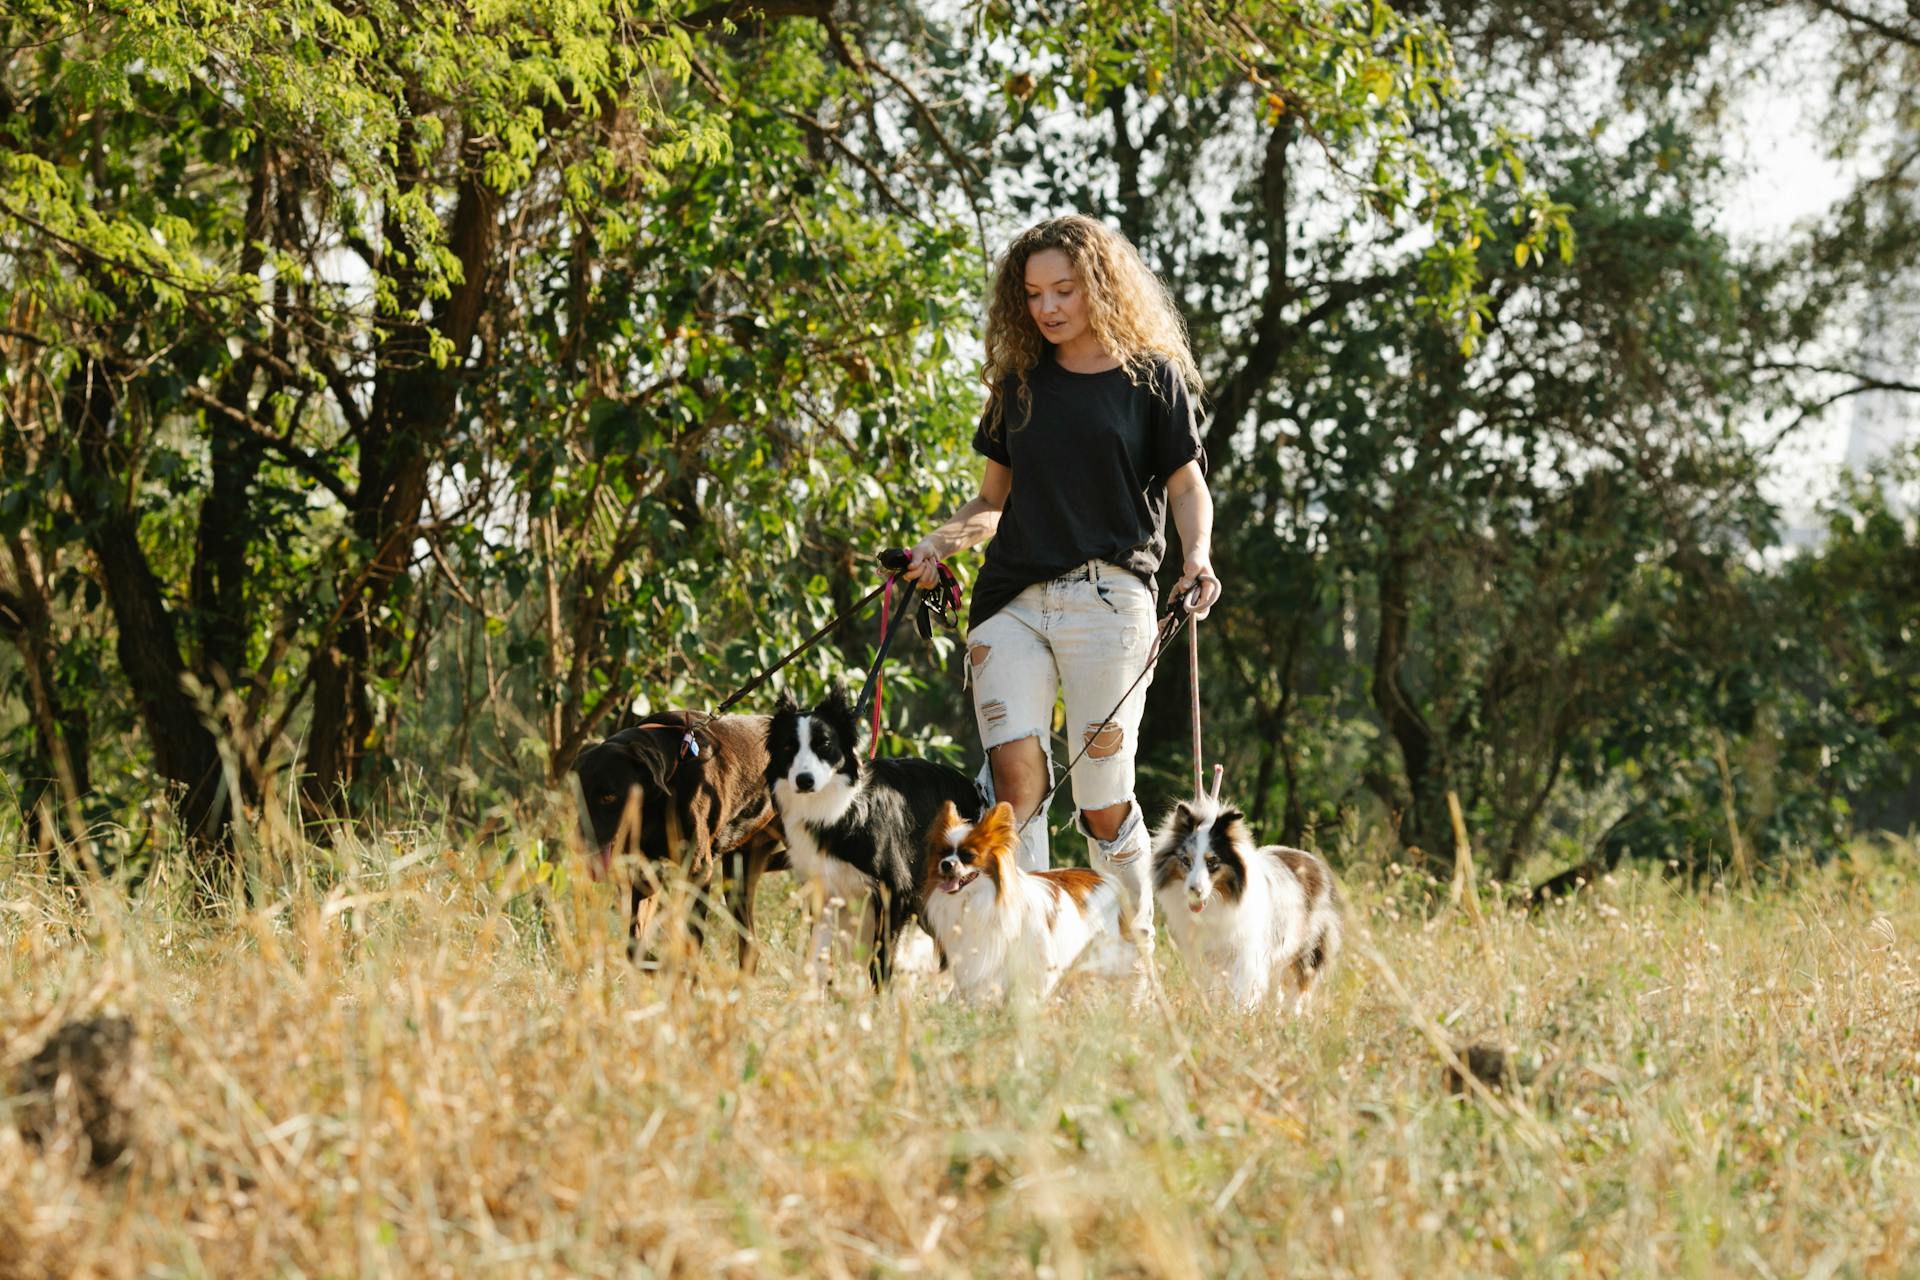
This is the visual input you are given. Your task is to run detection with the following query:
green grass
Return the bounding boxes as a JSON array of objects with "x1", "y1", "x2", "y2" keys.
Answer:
[{"x1": 4, "y1": 821, "x2": 1918, "y2": 1277}]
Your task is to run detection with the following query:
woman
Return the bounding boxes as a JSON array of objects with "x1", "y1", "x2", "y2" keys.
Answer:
[{"x1": 904, "y1": 214, "x2": 1220, "y2": 958}]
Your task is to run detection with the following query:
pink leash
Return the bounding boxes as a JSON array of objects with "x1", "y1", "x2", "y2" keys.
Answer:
[
  {"x1": 870, "y1": 576, "x2": 893, "y2": 759},
  {"x1": 866, "y1": 552, "x2": 964, "y2": 758}
]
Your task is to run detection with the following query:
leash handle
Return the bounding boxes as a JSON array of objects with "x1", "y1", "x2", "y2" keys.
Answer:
[{"x1": 882, "y1": 547, "x2": 964, "y2": 623}]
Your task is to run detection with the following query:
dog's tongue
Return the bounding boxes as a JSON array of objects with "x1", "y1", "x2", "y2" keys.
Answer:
[
  {"x1": 941, "y1": 877, "x2": 964, "y2": 894},
  {"x1": 1188, "y1": 893, "x2": 1205, "y2": 914}
]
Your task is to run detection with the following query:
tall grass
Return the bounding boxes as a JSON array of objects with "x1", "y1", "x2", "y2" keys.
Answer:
[{"x1": 4, "y1": 816, "x2": 1918, "y2": 1277}]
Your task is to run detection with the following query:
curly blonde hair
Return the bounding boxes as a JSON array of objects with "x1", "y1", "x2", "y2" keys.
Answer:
[{"x1": 981, "y1": 214, "x2": 1203, "y2": 437}]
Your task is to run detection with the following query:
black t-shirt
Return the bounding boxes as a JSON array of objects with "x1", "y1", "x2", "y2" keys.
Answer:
[{"x1": 968, "y1": 350, "x2": 1205, "y2": 629}]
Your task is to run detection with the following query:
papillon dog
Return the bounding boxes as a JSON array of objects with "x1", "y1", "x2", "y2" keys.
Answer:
[
  {"x1": 922, "y1": 801, "x2": 1134, "y2": 1003},
  {"x1": 1152, "y1": 799, "x2": 1342, "y2": 1013},
  {"x1": 764, "y1": 687, "x2": 981, "y2": 987}
]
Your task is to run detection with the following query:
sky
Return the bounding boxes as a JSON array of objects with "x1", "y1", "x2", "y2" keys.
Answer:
[{"x1": 1710, "y1": 32, "x2": 1918, "y2": 527}]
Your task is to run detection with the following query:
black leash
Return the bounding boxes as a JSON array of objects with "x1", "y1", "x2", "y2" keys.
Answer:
[
  {"x1": 713, "y1": 577, "x2": 891, "y2": 716},
  {"x1": 647, "y1": 550, "x2": 958, "y2": 761},
  {"x1": 851, "y1": 577, "x2": 917, "y2": 722},
  {"x1": 1013, "y1": 593, "x2": 1199, "y2": 839},
  {"x1": 850, "y1": 549, "x2": 963, "y2": 755},
  {"x1": 635, "y1": 574, "x2": 895, "y2": 763}
]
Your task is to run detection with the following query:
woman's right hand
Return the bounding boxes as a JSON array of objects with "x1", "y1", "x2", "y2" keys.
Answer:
[{"x1": 904, "y1": 538, "x2": 944, "y2": 588}]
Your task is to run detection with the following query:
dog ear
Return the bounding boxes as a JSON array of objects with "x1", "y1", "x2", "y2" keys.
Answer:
[
  {"x1": 774, "y1": 688, "x2": 798, "y2": 714},
  {"x1": 822, "y1": 682, "x2": 853, "y2": 717},
  {"x1": 820, "y1": 683, "x2": 861, "y2": 747},
  {"x1": 974, "y1": 801, "x2": 1016, "y2": 847},
  {"x1": 1217, "y1": 806, "x2": 1245, "y2": 831},
  {"x1": 616, "y1": 736, "x2": 677, "y2": 791},
  {"x1": 928, "y1": 800, "x2": 961, "y2": 845},
  {"x1": 1172, "y1": 800, "x2": 1195, "y2": 830}
]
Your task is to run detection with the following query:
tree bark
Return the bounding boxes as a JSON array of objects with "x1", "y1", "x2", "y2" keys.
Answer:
[
  {"x1": 189, "y1": 147, "x2": 274, "y2": 691},
  {"x1": 304, "y1": 133, "x2": 499, "y2": 811},
  {"x1": 2, "y1": 535, "x2": 93, "y2": 848},
  {"x1": 1207, "y1": 114, "x2": 1295, "y2": 464},
  {"x1": 1371, "y1": 534, "x2": 1447, "y2": 853},
  {"x1": 63, "y1": 358, "x2": 227, "y2": 845}
]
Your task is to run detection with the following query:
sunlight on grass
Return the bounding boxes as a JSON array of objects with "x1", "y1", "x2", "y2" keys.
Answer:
[{"x1": 4, "y1": 822, "x2": 1918, "y2": 1277}]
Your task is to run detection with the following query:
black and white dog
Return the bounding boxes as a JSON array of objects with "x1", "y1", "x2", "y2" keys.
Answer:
[{"x1": 764, "y1": 687, "x2": 982, "y2": 987}]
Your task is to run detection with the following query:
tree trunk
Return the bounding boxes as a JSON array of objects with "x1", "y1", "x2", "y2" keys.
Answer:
[
  {"x1": 1206, "y1": 114, "x2": 1296, "y2": 464},
  {"x1": 304, "y1": 139, "x2": 499, "y2": 812},
  {"x1": 1371, "y1": 538, "x2": 1447, "y2": 854},
  {"x1": 2, "y1": 535, "x2": 93, "y2": 849},
  {"x1": 62, "y1": 358, "x2": 227, "y2": 845}
]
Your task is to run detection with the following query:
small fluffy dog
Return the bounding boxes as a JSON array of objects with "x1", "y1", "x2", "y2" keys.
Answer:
[
  {"x1": 764, "y1": 687, "x2": 982, "y2": 987},
  {"x1": 1152, "y1": 799, "x2": 1342, "y2": 1012},
  {"x1": 923, "y1": 801, "x2": 1133, "y2": 1003}
]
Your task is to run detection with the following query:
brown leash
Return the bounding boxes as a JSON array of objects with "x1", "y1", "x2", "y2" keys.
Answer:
[
  {"x1": 1188, "y1": 595, "x2": 1224, "y2": 806},
  {"x1": 1189, "y1": 597, "x2": 1204, "y2": 799}
]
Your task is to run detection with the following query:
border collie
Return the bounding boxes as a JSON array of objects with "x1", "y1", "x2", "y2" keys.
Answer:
[
  {"x1": 764, "y1": 687, "x2": 982, "y2": 987},
  {"x1": 1151, "y1": 799, "x2": 1342, "y2": 1013},
  {"x1": 923, "y1": 801, "x2": 1133, "y2": 1003}
]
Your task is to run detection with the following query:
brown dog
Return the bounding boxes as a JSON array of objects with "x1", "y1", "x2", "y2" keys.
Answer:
[{"x1": 574, "y1": 711, "x2": 787, "y2": 969}]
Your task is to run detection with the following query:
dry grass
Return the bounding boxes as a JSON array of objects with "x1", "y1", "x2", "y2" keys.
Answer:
[{"x1": 4, "y1": 821, "x2": 1919, "y2": 1278}]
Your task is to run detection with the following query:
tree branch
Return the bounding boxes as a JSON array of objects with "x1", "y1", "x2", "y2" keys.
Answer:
[
  {"x1": 1757, "y1": 375, "x2": 1920, "y2": 457},
  {"x1": 681, "y1": 0, "x2": 831, "y2": 30},
  {"x1": 775, "y1": 107, "x2": 932, "y2": 226},
  {"x1": 1804, "y1": 0, "x2": 1920, "y2": 49},
  {"x1": 183, "y1": 385, "x2": 355, "y2": 504}
]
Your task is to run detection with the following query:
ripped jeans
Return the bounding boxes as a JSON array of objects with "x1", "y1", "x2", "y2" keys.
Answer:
[{"x1": 966, "y1": 560, "x2": 1158, "y2": 950}]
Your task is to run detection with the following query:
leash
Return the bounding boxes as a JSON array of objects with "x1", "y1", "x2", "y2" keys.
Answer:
[
  {"x1": 1187, "y1": 599, "x2": 1225, "y2": 805},
  {"x1": 1013, "y1": 587, "x2": 1202, "y2": 839},
  {"x1": 1189, "y1": 596, "x2": 1204, "y2": 799},
  {"x1": 852, "y1": 573, "x2": 915, "y2": 758},
  {"x1": 714, "y1": 577, "x2": 890, "y2": 717},
  {"x1": 642, "y1": 549, "x2": 959, "y2": 761},
  {"x1": 629, "y1": 566, "x2": 900, "y2": 761},
  {"x1": 853, "y1": 548, "x2": 963, "y2": 758}
]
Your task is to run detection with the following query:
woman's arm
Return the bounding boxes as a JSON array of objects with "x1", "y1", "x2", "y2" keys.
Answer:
[
  {"x1": 1166, "y1": 460, "x2": 1221, "y2": 618},
  {"x1": 905, "y1": 460, "x2": 1011, "y2": 586}
]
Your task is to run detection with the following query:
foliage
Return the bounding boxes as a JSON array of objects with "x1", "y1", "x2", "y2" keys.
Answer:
[
  {"x1": 0, "y1": 0, "x2": 1913, "y2": 883},
  {"x1": 948, "y1": 0, "x2": 1919, "y2": 879}
]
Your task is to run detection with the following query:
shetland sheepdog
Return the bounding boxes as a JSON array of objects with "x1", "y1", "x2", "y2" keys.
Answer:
[
  {"x1": 923, "y1": 801, "x2": 1133, "y2": 1003},
  {"x1": 1151, "y1": 799, "x2": 1342, "y2": 1012},
  {"x1": 764, "y1": 688, "x2": 981, "y2": 987}
]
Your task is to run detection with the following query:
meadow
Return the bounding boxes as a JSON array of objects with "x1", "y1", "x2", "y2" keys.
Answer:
[{"x1": 3, "y1": 818, "x2": 1918, "y2": 1279}]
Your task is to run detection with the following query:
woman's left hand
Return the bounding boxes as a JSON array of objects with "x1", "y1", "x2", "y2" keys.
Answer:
[{"x1": 1172, "y1": 554, "x2": 1222, "y2": 620}]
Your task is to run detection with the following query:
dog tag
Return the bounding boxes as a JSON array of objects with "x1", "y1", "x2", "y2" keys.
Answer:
[{"x1": 681, "y1": 731, "x2": 700, "y2": 758}]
